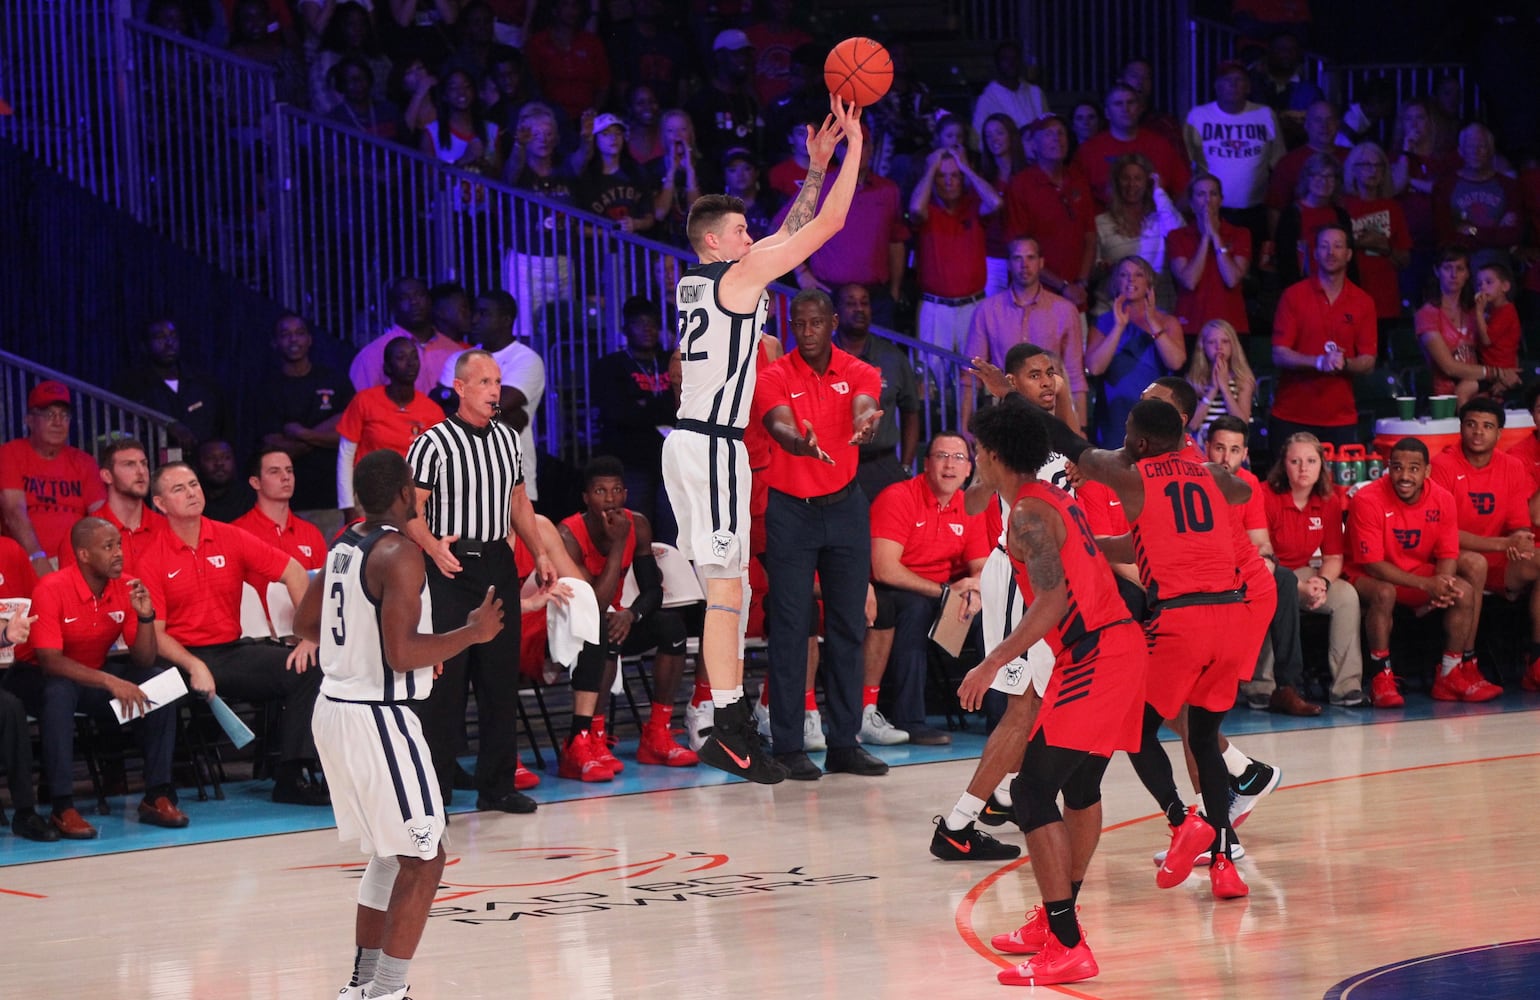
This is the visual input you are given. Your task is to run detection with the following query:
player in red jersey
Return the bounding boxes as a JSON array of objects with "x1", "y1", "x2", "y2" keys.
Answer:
[
  {"x1": 1347, "y1": 438, "x2": 1496, "y2": 702},
  {"x1": 957, "y1": 400, "x2": 1146, "y2": 989}
]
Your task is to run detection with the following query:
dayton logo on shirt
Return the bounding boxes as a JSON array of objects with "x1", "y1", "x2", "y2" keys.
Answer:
[
  {"x1": 1469, "y1": 493, "x2": 1496, "y2": 516},
  {"x1": 831, "y1": 381, "x2": 850, "y2": 395},
  {"x1": 298, "y1": 545, "x2": 314, "y2": 558},
  {"x1": 949, "y1": 523, "x2": 964, "y2": 537},
  {"x1": 207, "y1": 555, "x2": 227, "y2": 569},
  {"x1": 1391, "y1": 528, "x2": 1422, "y2": 549},
  {"x1": 108, "y1": 611, "x2": 125, "y2": 624},
  {"x1": 1309, "y1": 516, "x2": 1323, "y2": 531}
]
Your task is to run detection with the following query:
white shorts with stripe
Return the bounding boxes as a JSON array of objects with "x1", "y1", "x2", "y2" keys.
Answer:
[
  {"x1": 313, "y1": 696, "x2": 446, "y2": 860},
  {"x1": 981, "y1": 546, "x2": 1055, "y2": 697},
  {"x1": 661, "y1": 427, "x2": 750, "y2": 577}
]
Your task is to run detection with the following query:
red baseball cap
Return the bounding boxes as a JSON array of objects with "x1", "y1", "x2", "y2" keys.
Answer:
[{"x1": 28, "y1": 380, "x2": 71, "y2": 410}]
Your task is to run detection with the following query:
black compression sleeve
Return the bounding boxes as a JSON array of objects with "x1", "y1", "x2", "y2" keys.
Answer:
[{"x1": 628, "y1": 553, "x2": 663, "y2": 620}]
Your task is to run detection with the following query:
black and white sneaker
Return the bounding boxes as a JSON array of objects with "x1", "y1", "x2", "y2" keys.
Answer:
[
  {"x1": 698, "y1": 700, "x2": 786, "y2": 784},
  {"x1": 1229, "y1": 759, "x2": 1282, "y2": 829},
  {"x1": 929, "y1": 817, "x2": 1022, "y2": 861},
  {"x1": 978, "y1": 793, "x2": 1019, "y2": 828}
]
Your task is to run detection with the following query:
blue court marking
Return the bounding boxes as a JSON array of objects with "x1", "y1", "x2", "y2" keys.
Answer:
[{"x1": 1325, "y1": 939, "x2": 1540, "y2": 999}]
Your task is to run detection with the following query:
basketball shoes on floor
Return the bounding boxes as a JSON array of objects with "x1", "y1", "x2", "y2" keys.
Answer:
[
  {"x1": 684, "y1": 700, "x2": 714, "y2": 752},
  {"x1": 637, "y1": 723, "x2": 700, "y2": 766},
  {"x1": 978, "y1": 792, "x2": 1018, "y2": 828},
  {"x1": 1431, "y1": 661, "x2": 1502, "y2": 702},
  {"x1": 558, "y1": 730, "x2": 613, "y2": 782},
  {"x1": 929, "y1": 817, "x2": 1022, "y2": 861},
  {"x1": 1156, "y1": 810, "x2": 1216, "y2": 888},
  {"x1": 804, "y1": 708, "x2": 828, "y2": 751},
  {"x1": 1370, "y1": 668, "x2": 1405, "y2": 707},
  {"x1": 514, "y1": 758, "x2": 541, "y2": 791},
  {"x1": 1230, "y1": 759, "x2": 1281, "y2": 828},
  {"x1": 1153, "y1": 837, "x2": 1245, "y2": 867},
  {"x1": 697, "y1": 699, "x2": 786, "y2": 783},
  {"x1": 856, "y1": 704, "x2": 907, "y2": 745},
  {"x1": 991, "y1": 905, "x2": 1082, "y2": 955},
  {"x1": 997, "y1": 936, "x2": 1098, "y2": 987},
  {"x1": 1210, "y1": 854, "x2": 1250, "y2": 899}
]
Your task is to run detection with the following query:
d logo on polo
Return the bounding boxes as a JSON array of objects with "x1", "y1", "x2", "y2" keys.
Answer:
[{"x1": 207, "y1": 555, "x2": 227, "y2": 569}]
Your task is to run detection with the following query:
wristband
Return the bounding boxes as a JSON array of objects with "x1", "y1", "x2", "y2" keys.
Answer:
[
  {"x1": 138, "y1": 613, "x2": 157, "y2": 623},
  {"x1": 29, "y1": 550, "x2": 45, "y2": 560}
]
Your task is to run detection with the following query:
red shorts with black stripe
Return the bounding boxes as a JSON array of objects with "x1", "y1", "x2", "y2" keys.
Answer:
[
  {"x1": 1142, "y1": 603, "x2": 1252, "y2": 717},
  {"x1": 1390, "y1": 563, "x2": 1437, "y2": 607},
  {"x1": 1032, "y1": 621, "x2": 1148, "y2": 756}
]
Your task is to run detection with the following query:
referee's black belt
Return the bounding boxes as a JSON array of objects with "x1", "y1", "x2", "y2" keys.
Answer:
[
  {"x1": 921, "y1": 291, "x2": 986, "y2": 307},
  {"x1": 1149, "y1": 587, "x2": 1246, "y2": 613},
  {"x1": 772, "y1": 482, "x2": 857, "y2": 507},
  {"x1": 450, "y1": 537, "x2": 507, "y2": 559},
  {"x1": 676, "y1": 418, "x2": 745, "y2": 440}
]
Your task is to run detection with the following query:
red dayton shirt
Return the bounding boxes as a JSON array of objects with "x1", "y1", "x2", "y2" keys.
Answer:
[
  {"x1": 1505, "y1": 432, "x2": 1540, "y2": 495},
  {"x1": 1430, "y1": 445, "x2": 1533, "y2": 539},
  {"x1": 914, "y1": 192, "x2": 988, "y2": 298},
  {"x1": 58, "y1": 503, "x2": 166, "y2": 577},
  {"x1": 560, "y1": 510, "x2": 636, "y2": 612},
  {"x1": 869, "y1": 475, "x2": 990, "y2": 585},
  {"x1": 1073, "y1": 127, "x2": 1191, "y2": 209},
  {"x1": 751, "y1": 346, "x2": 881, "y2": 499},
  {"x1": 0, "y1": 439, "x2": 106, "y2": 559},
  {"x1": 28, "y1": 565, "x2": 142, "y2": 670},
  {"x1": 1270, "y1": 276, "x2": 1377, "y2": 427},
  {"x1": 138, "y1": 517, "x2": 293, "y2": 648},
  {"x1": 233, "y1": 506, "x2": 328, "y2": 570},
  {"x1": 1345, "y1": 475, "x2": 1460, "y2": 579},
  {"x1": 1263, "y1": 486, "x2": 1345, "y2": 570}
]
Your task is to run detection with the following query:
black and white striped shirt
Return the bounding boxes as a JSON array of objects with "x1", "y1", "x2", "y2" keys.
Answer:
[{"x1": 406, "y1": 415, "x2": 523, "y2": 542}]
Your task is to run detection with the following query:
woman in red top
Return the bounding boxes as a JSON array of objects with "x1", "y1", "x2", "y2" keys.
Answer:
[
  {"x1": 1167, "y1": 173, "x2": 1250, "y2": 336},
  {"x1": 1415, "y1": 247, "x2": 1487, "y2": 403},
  {"x1": 1342, "y1": 142, "x2": 1411, "y2": 335},
  {"x1": 1274, "y1": 152, "x2": 1355, "y2": 288},
  {"x1": 1262, "y1": 433, "x2": 1366, "y2": 706}
]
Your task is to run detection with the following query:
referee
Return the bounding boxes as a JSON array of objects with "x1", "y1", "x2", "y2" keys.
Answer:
[{"x1": 405, "y1": 350, "x2": 556, "y2": 813}]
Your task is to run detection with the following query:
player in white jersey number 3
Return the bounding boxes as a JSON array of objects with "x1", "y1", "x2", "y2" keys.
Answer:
[{"x1": 663, "y1": 93, "x2": 866, "y2": 783}]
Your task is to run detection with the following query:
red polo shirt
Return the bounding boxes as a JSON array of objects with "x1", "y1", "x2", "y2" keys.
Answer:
[
  {"x1": 58, "y1": 502, "x2": 166, "y2": 577},
  {"x1": 1430, "y1": 446, "x2": 1533, "y2": 538},
  {"x1": 1263, "y1": 486, "x2": 1345, "y2": 570},
  {"x1": 0, "y1": 439, "x2": 107, "y2": 559},
  {"x1": 1073, "y1": 127, "x2": 1190, "y2": 209},
  {"x1": 1271, "y1": 276, "x2": 1377, "y2": 427},
  {"x1": 915, "y1": 193, "x2": 987, "y2": 298},
  {"x1": 1232, "y1": 467, "x2": 1268, "y2": 531},
  {"x1": 27, "y1": 565, "x2": 140, "y2": 670},
  {"x1": 1004, "y1": 164, "x2": 1096, "y2": 290},
  {"x1": 0, "y1": 536, "x2": 39, "y2": 598},
  {"x1": 138, "y1": 517, "x2": 293, "y2": 647},
  {"x1": 233, "y1": 506, "x2": 328, "y2": 570},
  {"x1": 1346, "y1": 476, "x2": 1459, "y2": 577},
  {"x1": 1505, "y1": 433, "x2": 1540, "y2": 494},
  {"x1": 1166, "y1": 222, "x2": 1252, "y2": 334},
  {"x1": 752, "y1": 346, "x2": 881, "y2": 499},
  {"x1": 869, "y1": 475, "x2": 990, "y2": 584}
]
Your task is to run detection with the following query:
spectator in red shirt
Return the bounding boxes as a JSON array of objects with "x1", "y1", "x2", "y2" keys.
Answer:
[
  {"x1": 1430, "y1": 398, "x2": 1540, "y2": 689},
  {"x1": 743, "y1": 0, "x2": 811, "y2": 109},
  {"x1": 523, "y1": 0, "x2": 609, "y2": 124},
  {"x1": 59, "y1": 438, "x2": 166, "y2": 578},
  {"x1": 1168, "y1": 173, "x2": 1252, "y2": 337},
  {"x1": 338, "y1": 336, "x2": 447, "y2": 519},
  {"x1": 1072, "y1": 82, "x2": 1190, "y2": 211},
  {"x1": 1347, "y1": 438, "x2": 1498, "y2": 704},
  {"x1": 1273, "y1": 152, "x2": 1353, "y2": 288},
  {"x1": 1415, "y1": 248, "x2": 1515, "y2": 404},
  {"x1": 1342, "y1": 141, "x2": 1412, "y2": 330},
  {"x1": 348, "y1": 277, "x2": 469, "y2": 397},
  {"x1": 0, "y1": 381, "x2": 106, "y2": 575},
  {"x1": 1005, "y1": 115, "x2": 1097, "y2": 312},
  {"x1": 234, "y1": 449, "x2": 328, "y2": 571},
  {"x1": 1433, "y1": 124, "x2": 1523, "y2": 255},
  {"x1": 1506, "y1": 381, "x2": 1540, "y2": 500},
  {"x1": 1270, "y1": 223, "x2": 1378, "y2": 448},
  {"x1": 751, "y1": 290, "x2": 889, "y2": 780},
  {"x1": 1474, "y1": 261, "x2": 1523, "y2": 378},
  {"x1": 908, "y1": 147, "x2": 1001, "y2": 354},
  {"x1": 1266, "y1": 101, "x2": 1349, "y2": 232},
  {"x1": 141, "y1": 462, "x2": 329, "y2": 805},
  {"x1": 5, "y1": 517, "x2": 185, "y2": 840}
]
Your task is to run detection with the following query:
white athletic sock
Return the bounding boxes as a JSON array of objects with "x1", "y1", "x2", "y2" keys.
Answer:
[
  {"x1": 1221, "y1": 743, "x2": 1251, "y2": 779},
  {"x1": 711, "y1": 688, "x2": 742, "y2": 709},
  {"x1": 351, "y1": 946, "x2": 381, "y2": 987},
  {"x1": 946, "y1": 793, "x2": 986, "y2": 831},
  {"x1": 366, "y1": 953, "x2": 409, "y2": 997},
  {"x1": 1439, "y1": 651, "x2": 1461, "y2": 677},
  {"x1": 994, "y1": 773, "x2": 1016, "y2": 807}
]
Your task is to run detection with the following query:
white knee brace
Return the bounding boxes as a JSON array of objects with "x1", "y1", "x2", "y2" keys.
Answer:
[{"x1": 358, "y1": 854, "x2": 401, "y2": 911}]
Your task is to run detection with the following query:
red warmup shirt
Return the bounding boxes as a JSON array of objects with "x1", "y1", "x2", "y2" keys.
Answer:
[
  {"x1": 1346, "y1": 476, "x2": 1460, "y2": 577},
  {"x1": 0, "y1": 440, "x2": 107, "y2": 559},
  {"x1": 752, "y1": 347, "x2": 881, "y2": 499},
  {"x1": 1481, "y1": 302, "x2": 1521, "y2": 371},
  {"x1": 138, "y1": 517, "x2": 293, "y2": 648},
  {"x1": 560, "y1": 510, "x2": 636, "y2": 612},
  {"x1": 0, "y1": 535, "x2": 40, "y2": 598},
  {"x1": 1130, "y1": 452, "x2": 1240, "y2": 601},
  {"x1": 1430, "y1": 446, "x2": 1533, "y2": 539},
  {"x1": 338, "y1": 386, "x2": 446, "y2": 461},
  {"x1": 1504, "y1": 433, "x2": 1540, "y2": 494},
  {"x1": 233, "y1": 507, "x2": 328, "y2": 570},
  {"x1": 1263, "y1": 487, "x2": 1345, "y2": 570},
  {"x1": 1073, "y1": 128, "x2": 1191, "y2": 208},
  {"x1": 58, "y1": 503, "x2": 166, "y2": 577},
  {"x1": 1166, "y1": 222, "x2": 1252, "y2": 334},
  {"x1": 915, "y1": 193, "x2": 988, "y2": 298},
  {"x1": 1076, "y1": 478, "x2": 1130, "y2": 536},
  {"x1": 1271, "y1": 277, "x2": 1378, "y2": 427},
  {"x1": 869, "y1": 475, "x2": 990, "y2": 585},
  {"x1": 1004, "y1": 164, "x2": 1096, "y2": 291},
  {"x1": 27, "y1": 566, "x2": 141, "y2": 670}
]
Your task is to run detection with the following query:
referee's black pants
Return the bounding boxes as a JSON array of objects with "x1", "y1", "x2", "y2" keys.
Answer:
[
  {"x1": 418, "y1": 543, "x2": 522, "y2": 801},
  {"x1": 762, "y1": 486, "x2": 869, "y2": 754}
]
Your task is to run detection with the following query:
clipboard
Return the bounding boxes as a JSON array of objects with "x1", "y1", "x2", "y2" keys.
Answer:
[{"x1": 927, "y1": 584, "x2": 974, "y2": 658}]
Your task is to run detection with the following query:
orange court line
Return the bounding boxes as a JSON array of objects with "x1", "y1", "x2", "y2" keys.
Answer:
[{"x1": 0, "y1": 887, "x2": 48, "y2": 899}]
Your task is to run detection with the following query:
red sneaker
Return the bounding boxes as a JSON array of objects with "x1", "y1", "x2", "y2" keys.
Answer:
[
  {"x1": 1461, "y1": 660, "x2": 1503, "y2": 701},
  {"x1": 1210, "y1": 854, "x2": 1249, "y2": 899},
  {"x1": 636, "y1": 724, "x2": 700, "y2": 767},
  {"x1": 1522, "y1": 658, "x2": 1540, "y2": 693},
  {"x1": 1432, "y1": 662, "x2": 1502, "y2": 702},
  {"x1": 1370, "y1": 668, "x2": 1405, "y2": 708},
  {"x1": 991, "y1": 905, "x2": 1083, "y2": 955},
  {"x1": 1156, "y1": 810, "x2": 1215, "y2": 889},
  {"x1": 514, "y1": 758, "x2": 541, "y2": 791},
  {"x1": 558, "y1": 731, "x2": 613, "y2": 782},
  {"x1": 589, "y1": 718, "x2": 624, "y2": 775},
  {"x1": 997, "y1": 935, "x2": 1098, "y2": 987}
]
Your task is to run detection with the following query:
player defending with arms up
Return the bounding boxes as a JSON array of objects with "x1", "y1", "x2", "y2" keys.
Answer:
[
  {"x1": 664, "y1": 93, "x2": 865, "y2": 783},
  {"x1": 295, "y1": 451, "x2": 506, "y2": 1000}
]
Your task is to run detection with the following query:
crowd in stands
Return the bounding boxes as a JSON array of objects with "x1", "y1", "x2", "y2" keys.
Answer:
[{"x1": 7, "y1": 0, "x2": 1540, "y2": 837}]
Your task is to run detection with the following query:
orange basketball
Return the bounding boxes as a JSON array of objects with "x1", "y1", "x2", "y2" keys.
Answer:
[{"x1": 823, "y1": 36, "x2": 893, "y2": 107}]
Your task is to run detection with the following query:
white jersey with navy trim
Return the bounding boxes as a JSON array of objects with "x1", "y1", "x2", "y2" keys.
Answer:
[
  {"x1": 319, "y1": 524, "x2": 434, "y2": 703},
  {"x1": 674, "y1": 260, "x2": 769, "y2": 430}
]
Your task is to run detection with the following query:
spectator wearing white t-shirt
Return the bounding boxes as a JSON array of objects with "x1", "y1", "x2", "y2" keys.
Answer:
[
  {"x1": 1183, "y1": 60, "x2": 1285, "y2": 260},
  {"x1": 971, "y1": 42, "x2": 1046, "y2": 136}
]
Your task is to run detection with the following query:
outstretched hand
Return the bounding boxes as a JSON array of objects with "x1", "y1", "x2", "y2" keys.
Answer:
[
  {"x1": 806, "y1": 94, "x2": 862, "y2": 168},
  {"x1": 968, "y1": 357, "x2": 1012, "y2": 400},
  {"x1": 467, "y1": 585, "x2": 506, "y2": 643},
  {"x1": 849, "y1": 407, "x2": 885, "y2": 446},
  {"x1": 794, "y1": 419, "x2": 835, "y2": 464}
]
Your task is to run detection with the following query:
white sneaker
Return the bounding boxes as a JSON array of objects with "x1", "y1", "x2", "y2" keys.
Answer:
[
  {"x1": 857, "y1": 704, "x2": 909, "y2": 745},
  {"x1": 803, "y1": 708, "x2": 827, "y2": 751},
  {"x1": 362, "y1": 987, "x2": 410, "y2": 1000},
  {"x1": 335, "y1": 985, "x2": 367, "y2": 1000},
  {"x1": 752, "y1": 697, "x2": 772, "y2": 741},
  {"x1": 684, "y1": 701, "x2": 714, "y2": 752}
]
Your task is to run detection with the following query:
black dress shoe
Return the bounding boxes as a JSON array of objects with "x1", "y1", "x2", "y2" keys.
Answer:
[
  {"x1": 452, "y1": 762, "x2": 477, "y2": 790},
  {"x1": 823, "y1": 746, "x2": 889, "y2": 776},
  {"x1": 773, "y1": 751, "x2": 822, "y2": 781},
  {"x1": 477, "y1": 790, "x2": 538, "y2": 814},
  {"x1": 272, "y1": 780, "x2": 331, "y2": 806},
  {"x1": 901, "y1": 725, "x2": 952, "y2": 746},
  {"x1": 11, "y1": 810, "x2": 61, "y2": 842}
]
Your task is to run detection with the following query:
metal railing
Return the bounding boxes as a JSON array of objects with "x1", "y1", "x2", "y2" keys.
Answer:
[
  {"x1": 1334, "y1": 64, "x2": 1479, "y2": 124},
  {"x1": 1029, "y1": 0, "x2": 1194, "y2": 112},
  {"x1": 0, "y1": 350, "x2": 176, "y2": 462}
]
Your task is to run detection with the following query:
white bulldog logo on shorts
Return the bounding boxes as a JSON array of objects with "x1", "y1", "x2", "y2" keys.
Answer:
[
  {"x1": 406, "y1": 823, "x2": 435, "y2": 854},
  {"x1": 710, "y1": 530, "x2": 732, "y2": 558},
  {"x1": 1002, "y1": 662, "x2": 1023, "y2": 688}
]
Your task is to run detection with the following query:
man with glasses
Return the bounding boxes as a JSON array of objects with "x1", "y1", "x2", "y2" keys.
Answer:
[
  {"x1": 0, "y1": 381, "x2": 105, "y2": 576},
  {"x1": 865, "y1": 431, "x2": 991, "y2": 747}
]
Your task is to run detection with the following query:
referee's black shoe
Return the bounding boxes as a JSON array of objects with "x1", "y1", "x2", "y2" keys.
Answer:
[
  {"x1": 929, "y1": 816, "x2": 1022, "y2": 861},
  {"x1": 477, "y1": 789, "x2": 538, "y2": 814},
  {"x1": 698, "y1": 699, "x2": 786, "y2": 784}
]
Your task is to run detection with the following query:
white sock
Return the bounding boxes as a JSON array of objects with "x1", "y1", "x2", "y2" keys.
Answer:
[
  {"x1": 711, "y1": 688, "x2": 741, "y2": 709},
  {"x1": 994, "y1": 773, "x2": 1016, "y2": 807},
  {"x1": 946, "y1": 793, "x2": 986, "y2": 831},
  {"x1": 1221, "y1": 743, "x2": 1250, "y2": 779},
  {"x1": 1439, "y1": 651, "x2": 1461, "y2": 677}
]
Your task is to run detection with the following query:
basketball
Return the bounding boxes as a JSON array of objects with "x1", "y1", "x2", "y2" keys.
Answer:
[{"x1": 823, "y1": 36, "x2": 893, "y2": 107}]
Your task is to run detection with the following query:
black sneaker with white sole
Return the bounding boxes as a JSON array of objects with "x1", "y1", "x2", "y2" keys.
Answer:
[
  {"x1": 929, "y1": 817, "x2": 1022, "y2": 861},
  {"x1": 1229, "y1": 759, "x2": 1282, "y2": 828}
]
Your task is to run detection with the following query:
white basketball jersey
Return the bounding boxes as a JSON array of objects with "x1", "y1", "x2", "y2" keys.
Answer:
[
  {"x1": 996, "y1": 452, "x2": 1071, "y2": 546},
  {"x1": 674, "y1": 260, "x2": 769, "y2": 429},
  {"x1": 319, "y1": 524, "x2": 434, "y2": 702}
]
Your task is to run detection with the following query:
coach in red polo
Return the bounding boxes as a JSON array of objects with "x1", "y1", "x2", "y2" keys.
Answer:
[
  {"x1": 233, "y1": 447, "x2": 328, "y2": 570},
  {"x1": 751, "y1": 289, "x2": 889, "y2": 781},
  {"x1": 59, "y1": 438, "x2": 166, "y2": 578},
  {"x1": 139, "y1": 461, "x2": 328, "y2": 805}
]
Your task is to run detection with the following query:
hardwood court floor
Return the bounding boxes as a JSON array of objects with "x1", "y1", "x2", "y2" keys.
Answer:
[{"x1": 5, "y1": 708, "x2": 1538, "y2": 999}]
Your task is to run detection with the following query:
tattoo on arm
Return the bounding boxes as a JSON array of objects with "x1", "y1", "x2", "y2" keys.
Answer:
[
  {"x1": 1012, "y1": 504, "x2": 1065, "y2": 592},
  {"x1": 783, "y1": 167, "x2": 826, "y2": 234}
]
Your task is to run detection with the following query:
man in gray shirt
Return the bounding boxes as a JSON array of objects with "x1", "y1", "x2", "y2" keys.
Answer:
[{"x1": 834, "y1": 283, "x2": 921, "y2": 501}]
